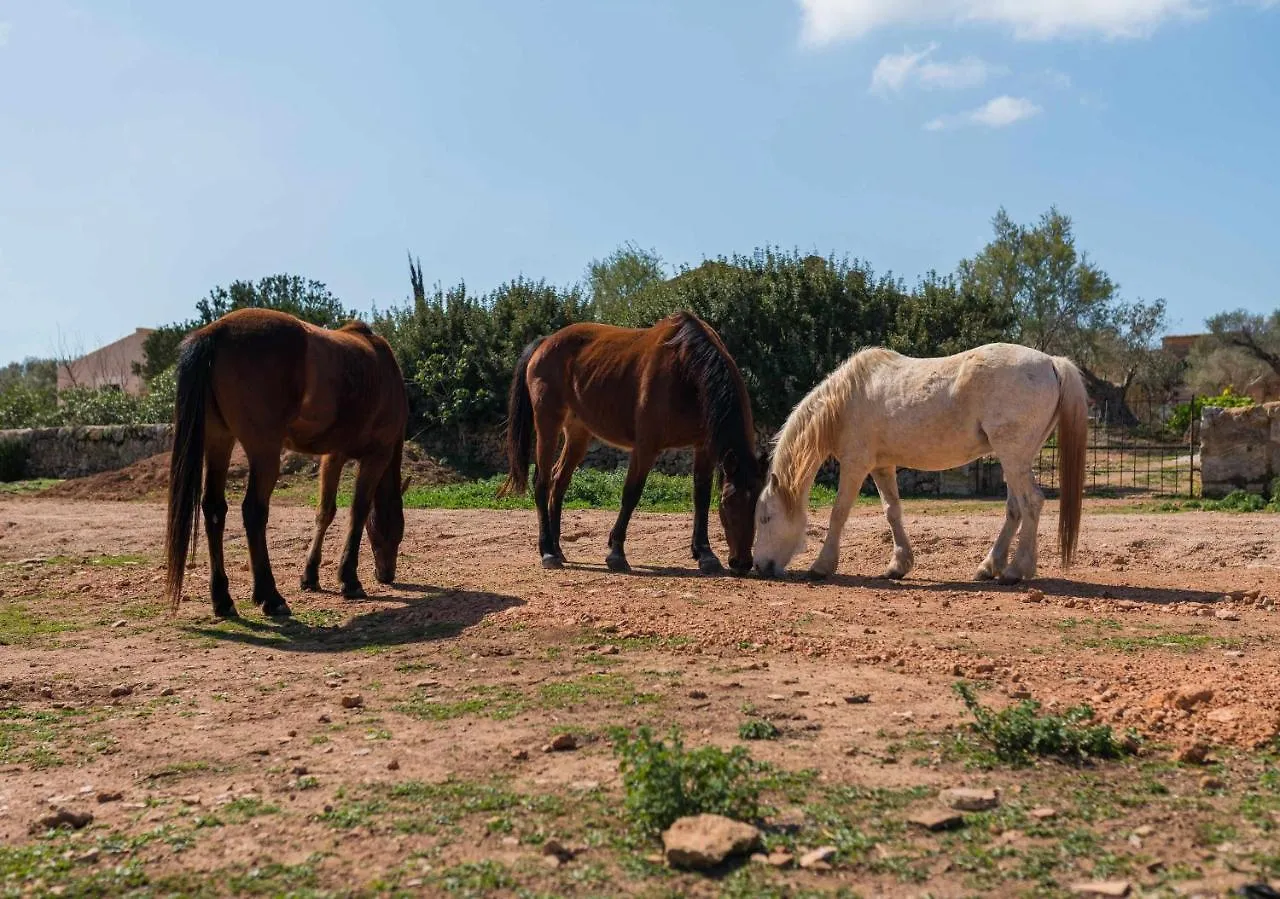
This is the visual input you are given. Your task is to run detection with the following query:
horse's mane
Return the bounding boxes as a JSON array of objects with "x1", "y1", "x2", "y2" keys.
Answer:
[
  {"x1": 667, "y1": 313, "x2": 758, "y2": 487},
  {"x1": 770, "y1": 346, "x2": 899, "y2": 513}
]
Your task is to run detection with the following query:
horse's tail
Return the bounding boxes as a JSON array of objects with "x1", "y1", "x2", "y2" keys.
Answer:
[
  {"x1": 165, "y1": 330, "x2": 216, "y2": 613},
  {"x1": 498, "y1": 337, "x2": 544, "y2": 498},
  {"x1": 1051, "y1": 356, "x2": 1088, "y2": 569}
]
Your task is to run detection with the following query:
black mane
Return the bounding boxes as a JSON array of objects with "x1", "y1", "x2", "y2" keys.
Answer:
[{"x1": 667, "y1": 313, "x2": 759, "y2": 487}]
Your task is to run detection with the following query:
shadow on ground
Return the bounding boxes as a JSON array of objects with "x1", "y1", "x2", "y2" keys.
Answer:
[{"x1": 181, "y1": 584, "x2": 524, "y2": 652}]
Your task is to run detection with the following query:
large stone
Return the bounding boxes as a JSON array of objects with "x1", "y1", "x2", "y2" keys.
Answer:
[
  {"x1": 941, "y1": 787, "x2": 1000, "y2": 811},
  {"x1": 662, "y1": 814, "x2": 763, "y2": 870},
  {"x1": 1201, "y1": 405, "x2": 1273, "y2": 498}
]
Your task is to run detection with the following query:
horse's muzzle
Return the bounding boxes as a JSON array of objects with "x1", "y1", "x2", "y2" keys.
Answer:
[{"x1": 753, "y1": 560, "x2": 781, "y2": 579}]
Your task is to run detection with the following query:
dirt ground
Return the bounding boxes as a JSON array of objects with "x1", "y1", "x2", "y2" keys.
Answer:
[{"x1": 2, "y1": 492, "x2": 1279, "y2": 897}]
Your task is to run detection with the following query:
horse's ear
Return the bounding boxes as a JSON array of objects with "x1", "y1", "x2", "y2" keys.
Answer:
[
  {"x1": 768, "y1": 471, "x2": 780, "y2": 491},
  {"x1": 401, "y1": 476, "x2": 413, "y2": 496}
]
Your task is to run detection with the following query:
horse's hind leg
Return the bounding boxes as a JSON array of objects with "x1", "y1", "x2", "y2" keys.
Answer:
[
  {"x1": 999, "y1": 464, "x2": 1043, "y2": 584},
  {"x1": 690, "y1": 446, "x2": 723, "y2": 574},
  {"x1": 532, "y1": 401, "x2": 567, "y2": 569},
  {"x1": 301, "y1": 453, "x2": 345, "y2": 591},
  {"x1": 606, "y1": 446, "x2": 656, "y2": 573},
  {"x1": 976, "y1": 495, "x2": 1021, "y2": 581},
  {"x1": 202, "y1": 429, "x2": 236, "y2": 618},
  {"x1": 809, "y1": 459, "x2": 869, "y2": 579},
  {"x1": 338, "y1": 451, "x2": 392, "y2": 599},
  {"x1": 548, "y1": 424, "x2": 590, "y2": 563},
  {"x1": 242, "y1": 448, "x2": 291, "y2": 617}
]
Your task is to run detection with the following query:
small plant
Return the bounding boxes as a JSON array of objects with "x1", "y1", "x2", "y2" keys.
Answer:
[
  {"x1": 613, "y1": 726, "x2": 761, "y2": 835},
  {"x1": 738, "y1": 718, "x2": 781, "y2": 741},
  {"x1": 953, "y1": 682, "x2": 1136, "y2": 764}
]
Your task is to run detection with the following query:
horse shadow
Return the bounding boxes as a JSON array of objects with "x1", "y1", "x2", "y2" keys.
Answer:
[
  {"x1": 180, "y1": 583, "x2": 524, "y2": 653},
  {"x1": 813, "y1": 572, "x2": 1229, "y2": 607}
]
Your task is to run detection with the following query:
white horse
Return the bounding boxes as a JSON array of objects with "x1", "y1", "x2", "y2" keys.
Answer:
[{"x1": 752, "y1": 343, "x2": 1087, "y2": 584}]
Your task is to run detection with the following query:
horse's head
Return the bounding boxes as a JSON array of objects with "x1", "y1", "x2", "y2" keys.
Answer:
[
  {"x1": 752, "y1": 470, "x2": 807, "y2": 578},
  {"x1": 367, "y1": 471, "x2": 411, "y2": 585},
  {"x1": 718, "y1": 449, "x2": 765, "y2": 574}
]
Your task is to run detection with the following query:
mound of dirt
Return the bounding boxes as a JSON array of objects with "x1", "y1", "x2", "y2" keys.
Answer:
[{"x1": 40, "y1": 443, "x2": 464, "y2": 503}]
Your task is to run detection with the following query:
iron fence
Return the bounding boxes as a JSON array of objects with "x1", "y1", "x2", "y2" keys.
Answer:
[{"x1": 1031, "y1": 397, "x2": 1201, "y2": 498}]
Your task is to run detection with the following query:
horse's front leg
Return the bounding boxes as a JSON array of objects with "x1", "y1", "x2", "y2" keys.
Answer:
[
  {"x1": 871, "y1": 467, "x2": 914, "y2": 579},
  {"x1": 607, "y1": 447, "x2": 655, "y2": 573},
  {"x1": 338, "y1": 453, "x2": 390, "y2": 599},
  {"x1": 810, "y1": 461, "x2": 869, "y2": 579},
  {"x1": 301, "y1": 453, "x2": 344, "y2": 591},
  {"x1": 243, "y1": 447, "x2": 291, "y2": 618},
  {"x1": 976, "y1": 494, "x2": 1020, "y2": 581},
  {"x1": 690, "y1": 446, "x2": 723, "y2": 574}
]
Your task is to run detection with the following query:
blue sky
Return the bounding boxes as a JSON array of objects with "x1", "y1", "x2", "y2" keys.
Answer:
[{"x1": 1, "y1": 0, "x2": 1278, "y2": 364}]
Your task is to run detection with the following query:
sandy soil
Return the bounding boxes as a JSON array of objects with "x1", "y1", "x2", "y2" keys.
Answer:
[{"x1": 1, "y1": 496, "x2": 1278, "y2": 897}]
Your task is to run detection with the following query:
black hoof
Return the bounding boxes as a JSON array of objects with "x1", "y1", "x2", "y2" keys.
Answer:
[
  {"x1": 342, "y1": 582, "x2": 367, "y2": 599},
  {"x1": 806, "y1": 569, "x2": 829, "y2": 582},
  {"x1": 606, "y1": 553, "x2": 631, "y2": 573},
  {"x1": 299, "y1": 576, "x2": 320, "y2": 592},
  {"x1": 541, "y1": 554, "x2": 564, "y2": 570},
  {"x1": 263, "y1": 600, "x2": 292, "y2": 619},
  {"x1": 697, "y1": 555, "x2": 724, "y2": 575},
  {"x1": 213, "y1": 602, "x2": 239, "y2": 619}
]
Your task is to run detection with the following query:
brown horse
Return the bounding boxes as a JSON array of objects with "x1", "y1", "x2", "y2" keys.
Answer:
[
  {"x1": 500, "y1": 311, "x2": 763, "y2": 574},
  {"x1": 164, "y1": 308, "x2": 410, "y2": 619}
]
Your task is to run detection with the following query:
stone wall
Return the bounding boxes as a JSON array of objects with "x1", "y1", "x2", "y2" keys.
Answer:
[
  {"x1": 1, "y1": 421, "x2": 1007, "y2": 497},
  {"x1": 0, "y1": 425, "x2": 173, "y2": 479},
  {"x1": 1200, "y1": 402, "x2": 1280, "y2": 497}
]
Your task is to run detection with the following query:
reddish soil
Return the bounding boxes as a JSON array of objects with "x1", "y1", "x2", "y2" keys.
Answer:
[{"x1": 1, "y1": 496, "x2": 1278, "y2": 896}]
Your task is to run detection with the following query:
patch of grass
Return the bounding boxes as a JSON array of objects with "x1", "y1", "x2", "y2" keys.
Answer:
[
  {"x1": 1085, "y1": 632, "x2": 1241, "y2": 653},
  {"x1": 0, "y1": 605, "x2": 80, "y2": 645},
  {"x1": 538, "y1": 674, "x2": 660, "y2": 709},
  {"x1": 954, "y1": 681, "x2": 1137, "y2": 765},
  {"x1": 0, "y1": 477, "x2": 60, "y2": 494},
  {"x1": 145, "y1": 759, "x2": 219, "y2": 781},
  {"x1": 0, "y1": 706, "x2": 88, "y2": 769},
  {"x1": 738, "y1": 718, "x2": 781, "y2": 740},
  {"x1": 431, "y1": 860, "x2": 515, "y2": 897},
  {"x1": 614, "y1": 726, "x2": 761, "y2": 836}
]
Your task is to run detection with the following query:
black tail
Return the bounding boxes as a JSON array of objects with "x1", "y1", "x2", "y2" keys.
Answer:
[
  {"x1": 498, "y1": 337, "x2": 544, "y2": 497},
  {"x1": 165, "y1": 331, "x2": 216, "y2": 613}
]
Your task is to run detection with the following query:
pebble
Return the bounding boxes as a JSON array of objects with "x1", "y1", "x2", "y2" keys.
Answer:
[
  {"x1": 941, "y1": 788, "x2": 1000, "y2": 811},
  {"x1": 96, "y1": 791, "x2": 123, "y2": 804},
  {"x1": 843, "y1": 694, "x2": 871, "y2": 704},
  {"x1": 907, "y1": 809, "x2": 965, "y2": 832},
  {"x1": 544, "y1": 733, "x2": 577, "y2": 753},
  {"x1": 340, "y1": 694, "x2": 364, "y2": 709},
  {"x1": 1215, "y1": 610, "x2": 1240, "y2": 621},
  {"x1": 291, "y1": 766, "x2": 308, "y2": 776},
  {"x1": 687, "y1": 690, "x2": 708, "y2": 700},
  {"x1": 1175, "y1": 741, "x2": 1211, "y2": 765},
  {"x1": 1069, "y1": 881, "x2": 1131, "y2": 898},
  {"x1": 109, "y1": 685, "x2": 133, "y2": 698},
  {"x1": 1200, "y1": 775, "x2": 1225, "y2": 791},
  {"x1": 159, "y1": 687, "x2": 175, "y2": 697},
  {"x1": 30, "y1": 807, "x2": 93, "y2": 834},
  {"x1": 1030, "y1": 807, "x2": 1058, "y2": 820},
  {"x1": 798, "y1": 846, "x2": 837, "y2": 870},
  {"x1": 511, "y1": 749, "x2": 529, "y2": 761},
  {"x1": 386, "y1": 759, "x2": 400, "y2": 772}
]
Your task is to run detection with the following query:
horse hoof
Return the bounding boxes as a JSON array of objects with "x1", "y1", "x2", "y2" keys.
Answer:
[
  {"x1": 213, "y1": 603, "x2": 239, "y2": 620},
  {"x1": 264, "y1": 602, "x2": 292, "y2": 619},
  {"x1": 606, "y1": 554, "x2": 631, "y2": 573},
  {"x1": 806, "y1": 568, "x2": 829, "y2": 582},
  {"x1": 299, "y1": 577, "x2": 320, "y2": 592},
  {"x1": 997, "y1": 573, "x2": 1023, "y2": 586},
  {"x1": 342, "y1": 583, "x2": 367, "y2": 599},
  {"x1": 541, "y1": 554, "x2": 564, "y2": 570},
  {"x1": 974, "y1": 568, "x2": 996, "y2": 582},
  {"x1": 883, "y1": 568, "x2": 907, "y2": 580},
  {"x1": 698, "y1": 556, "x2": 724, "y2": 575}
]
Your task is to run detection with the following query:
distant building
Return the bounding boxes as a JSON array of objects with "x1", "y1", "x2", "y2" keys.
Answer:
[
  {"x1": 1161, "y1": 334, "x2": 1204, "y2": 360},
  {"x1": 57, "y1": 328, "x2": 155, "y2": 396}
]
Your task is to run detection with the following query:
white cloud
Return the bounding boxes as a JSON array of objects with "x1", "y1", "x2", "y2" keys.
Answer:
[
  {"x1": 924, "y1": 94, "x2": 1042, "y2": 130},
  {"x1": 1044, "y1": 68, "x2": 1073, "y2": 89},
  {"x1": 799, "y1": 0, "x2": 1213, "y2": 44},
  {"x1": 870, "y1": 43, "x2": 1001, "y2": 93}
]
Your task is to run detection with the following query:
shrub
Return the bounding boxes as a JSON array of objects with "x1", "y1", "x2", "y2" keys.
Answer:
[
  {"x1": 613, "y1": 726, "x2": 761, "y2": 835},
  {"x1": 1166, "y1": 387, "x2": 1254, "y2": 437},
  {"x1": 738, "y1": 719, "x2": 781, "y2": 741},
  {"x1": 0, "y1": 440, "x2": 27, "y2": 482},
  {"x1": 953, "y1": 681, "x2": 1136, "y2": 764}
]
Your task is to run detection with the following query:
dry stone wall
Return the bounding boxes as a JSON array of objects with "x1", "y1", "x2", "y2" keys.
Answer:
[
  {"x1": 1200, "y1": 402, "x2": 1280, "y2": 497},
  {"x1": 0, "y1": 425, "x2": 173, "y2": 479}
]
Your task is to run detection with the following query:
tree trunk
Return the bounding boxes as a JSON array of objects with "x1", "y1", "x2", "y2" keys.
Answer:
[{"x1": 1079, "y1": 366, "x2": 1139, "y2": 427}]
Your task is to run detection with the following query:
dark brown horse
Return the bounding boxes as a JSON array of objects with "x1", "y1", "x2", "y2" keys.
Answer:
[
  {"x1": 164, "y1": 308, "x2": 409, "y2": 619},
  {"x1": 500, "y1": 311, "x2": 762, "y2": 574}
]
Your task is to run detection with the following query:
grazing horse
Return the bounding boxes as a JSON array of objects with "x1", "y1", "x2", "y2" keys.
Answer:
[
  {"x1": 752, "y1": 343, "x2": 1087, "y2": 584},
  {"x1": 500, "y1": 311, "x2": 763, "y2": 574},
  {"x1": 164, "y1": 308, "x2": 410, "y2": 619}
]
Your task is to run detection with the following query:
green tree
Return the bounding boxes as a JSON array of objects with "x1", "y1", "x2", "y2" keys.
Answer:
[
  {"x1": 138, "y1": 274, "x2": 358, "y2": 378},
  {"x1": 1203, "y1": 309, "x2": 1280, "y2": 377},
  {"x1": 585, "y1": 243, "x2": 666, "y2": 321},
  {"x1": 959, "y1": 208, "x2": 1167, "y2": 424}
]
